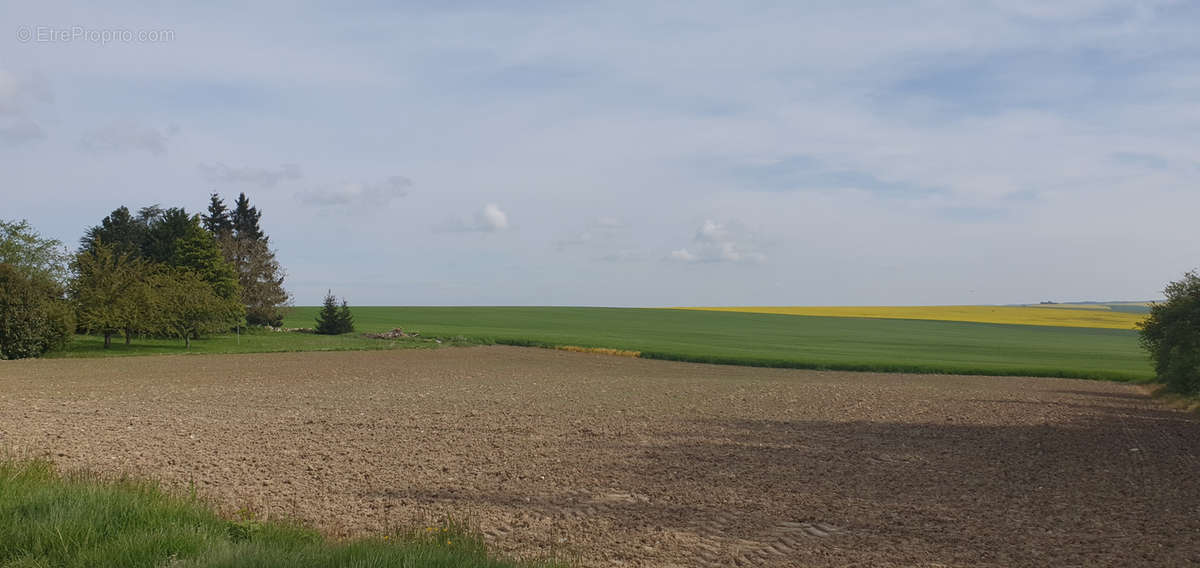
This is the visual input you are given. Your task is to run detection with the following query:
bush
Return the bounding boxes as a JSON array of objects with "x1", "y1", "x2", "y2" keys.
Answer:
[
  {"x1": 1138, "y1": 270, "x2": 1200, "y2": 394},
  {"x1": 0, "y1": 264, "x2": 74, "y2": 359}
]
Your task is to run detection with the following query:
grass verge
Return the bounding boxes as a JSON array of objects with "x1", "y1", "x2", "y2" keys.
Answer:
[
  {"x1": 0, "y1": 458, "x2": 558, "y2": 568},
  {"x1": 48, "y1": 328, "x2": 479, "y2": 359}
]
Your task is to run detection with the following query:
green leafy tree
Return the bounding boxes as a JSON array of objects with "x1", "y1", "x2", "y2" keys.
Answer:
[
  {"x1": 1, "y1": 219, "x2": 70, "y2": 283},
  {"x1": 69, "y1": 241, "x2": 152, "y2": 348},
  {"x1": 0, "y1": 263, "x2": 73, "y2": 359},
  {"x1": 148, "y1": 268, "x2": 244, "y2": 349},
  {"x1": 1139, "y1": 271, "x2": 1200, "y2": 394},
  {"x1": 315, "y1": 290, "x2": 353, "y2": 334}
]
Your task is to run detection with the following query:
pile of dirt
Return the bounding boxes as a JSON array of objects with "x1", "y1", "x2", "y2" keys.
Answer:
[{"x1": 362, "y1": 328, "x2": 417, "y2": 339}]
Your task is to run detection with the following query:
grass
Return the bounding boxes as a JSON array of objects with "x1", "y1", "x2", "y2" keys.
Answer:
[
  {"x1": 47, "y1": 327, "x2": 471, "y2": 359},
  {"x1": 683, "y1": 304, "x2": 1146, "y2": 329},
  {"x1": 0, "y1": 458, "x2": 557, "y2": 568},
  {"x1": 281, "y1": 307, "x2": 1154, "y2": 381}
]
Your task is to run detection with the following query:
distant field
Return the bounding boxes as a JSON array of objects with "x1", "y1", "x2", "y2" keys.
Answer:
[
  {"x1": 283, "y1": 307, "x2": 1152, "y2": 381},
  {"x1": 684, "y1": 305, "x2": 1148, "y2": 329}
]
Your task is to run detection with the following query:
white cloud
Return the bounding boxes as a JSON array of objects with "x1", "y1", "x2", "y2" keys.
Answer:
[
  {"x1": 479, "y1": 203, "x2": 509, "y2": 231},
  {"x1": 436, "y1": 203, "x2": 512, "y2": 233},
  {"x1": 78, "y1": 120, "x2": 178, "y2": 155},
  {"x1": 298, "y1": 176, "x2": 411, "y2": 207},
  {"x1": 199, "y1": 162, "x2": 302, "y2": 187},
  {"x1": 668, "y1": 220, "x2": 766, "y2": 264}
]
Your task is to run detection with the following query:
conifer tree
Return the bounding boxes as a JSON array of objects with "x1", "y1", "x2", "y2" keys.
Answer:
[
  {"x1": 231, "y1": 193, "x2": 264, "y2": 242},
  {"x1": 214, "y1": 192, "x2": 289, "y2": 326},
  {"x1": 337, "y1": 299, "x2": 355, "y2": 334},
  {"x1": 314, "y1": 290, "x2": 343, "y2": 334},
  {"x1": 202, "y1": 193, "x2": 233, "y2": 237},
  {"x1": 80, "y1": 207, "x2": 147, "y2": 258}
]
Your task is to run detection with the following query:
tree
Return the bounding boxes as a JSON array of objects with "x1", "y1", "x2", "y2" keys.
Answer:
[
  {"x1": 202, "y1": 193, "x2": 233, "y2": 238},
  {"x1": 212, "y1": 193, "x2": 290, "y2": 326},
  {"x1": 142, "y1": 207, "x2": 194, "y2": 264},
  {"x1": 80, "y1": 207, "x2": 148, "y2": 258},
  {"x1": 315, "y1": 290, "x2": 353, "y2": 334},
  {"x1": 338, "y1": 299, "x2": 355, "y2": 334},
  {"x1": 1138, "y1": 271, "x2": 1200, "y2": 395},
  {"x1": 148, "y1": 268, "x2": 244, "y2": 349},
  {"x1": 69, "y1": 241, "x2": 151, "y2": 348},
  {"x1": 1, "y1": 219, "x2": 70, "y2": 284},
  {"x1": 172, "y1": 216, "x2": 239, "y2": 301},
  {"x1": 231, "y1": 237, "x2": 290, "y2": 326},
  {"x1": 0, "y1": 263, "x2": 73, "y2": 359},
  {"x1": 231, "y1": 193, "x2": 264, "y2": 242}
]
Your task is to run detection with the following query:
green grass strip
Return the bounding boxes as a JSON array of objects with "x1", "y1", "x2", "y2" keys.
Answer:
[{"x1": 0, "y1": 458, "x2": 560, "y2": 568}]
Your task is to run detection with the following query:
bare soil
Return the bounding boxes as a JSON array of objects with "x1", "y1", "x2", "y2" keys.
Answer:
[{"x1": 1, "y1": 346, "x2": 1198, "y2": 567}]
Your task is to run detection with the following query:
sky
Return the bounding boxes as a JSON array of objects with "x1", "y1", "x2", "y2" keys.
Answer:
[{"x1": 2, "y1": 1, "x2": 1198, "y2": 306}]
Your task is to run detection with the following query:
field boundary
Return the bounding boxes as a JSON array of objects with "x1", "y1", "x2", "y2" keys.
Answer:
[{"x1": 489, "y1": 338, "x2": 1149, "y2": 382}]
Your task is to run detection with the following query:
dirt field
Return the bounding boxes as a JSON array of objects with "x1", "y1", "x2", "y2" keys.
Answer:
[{"x1": 2, "y1": 346, "x2": 1198, "y2": 567}]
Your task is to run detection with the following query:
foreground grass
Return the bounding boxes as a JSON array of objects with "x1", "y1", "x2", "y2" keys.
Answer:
[
  {"x1": 0, "y1": 458, "x2": 556, "y2": 568},
  {"x1": 283, "y1": 307, "x2": 1154, "y2": 381}
]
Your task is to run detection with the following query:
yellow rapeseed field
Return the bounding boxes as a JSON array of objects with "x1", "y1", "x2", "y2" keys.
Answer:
[{"x1": 684, "y1": 305, "x2": 1145, "y2": 330}]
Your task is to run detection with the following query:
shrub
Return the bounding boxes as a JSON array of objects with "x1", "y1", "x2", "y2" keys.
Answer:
[
  {"x1": 1138, "y1": 270, "x2": 1200, "y2": 394},
  {"x1": 0, "y1": 264, "x2": 74, "y2": 359}
]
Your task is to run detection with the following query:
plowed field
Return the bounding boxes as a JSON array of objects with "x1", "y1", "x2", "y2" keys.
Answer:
[{"x1": 1, "y1": 347, "x2": 1196, "y2": 567}]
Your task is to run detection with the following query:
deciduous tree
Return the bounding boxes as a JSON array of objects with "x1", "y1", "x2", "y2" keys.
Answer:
[
  {"x1": 1, "y1": 219, "x2": 70, "y2": 284},
  {"x1": 1139, "y1": 271, "x2": 1200, "y2": 395},
  {"x1": 148, "y1": 268, "x2": 244, "y2": 349},
  {"x1": 0, "y1": 263, "x2": 73, "y2": 359},
  {"x1": 69, "y1": 241, "x2": 151, "y2": 348}
]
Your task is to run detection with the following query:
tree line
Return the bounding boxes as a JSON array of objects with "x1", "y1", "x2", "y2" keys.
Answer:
[{"x1": 0, "y1": 193, "x2": 291, "y2": 357}]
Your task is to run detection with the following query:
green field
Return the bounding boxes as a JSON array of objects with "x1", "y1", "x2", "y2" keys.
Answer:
[{"x1": 281, "y1": 307, "x2": 1153, "y2": 381}]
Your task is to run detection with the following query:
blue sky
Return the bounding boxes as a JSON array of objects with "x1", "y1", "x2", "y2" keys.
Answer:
[{"x1": 2, "y1": 1, "x2": 1198, "y2": 306}]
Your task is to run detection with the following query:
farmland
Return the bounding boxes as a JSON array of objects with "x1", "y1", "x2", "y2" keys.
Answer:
[
  {"x1": 684, "y1": 304, "x2": 1148, "y2": 329},
  {"x1": 281, "y1": 307, "x2": 1152, "y2": 381},
  {"x1": 3, "y1": 347, "x2": 1197, "y2": 567}
]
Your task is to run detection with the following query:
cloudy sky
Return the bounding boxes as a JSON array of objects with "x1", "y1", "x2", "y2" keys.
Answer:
[{"x1": 2, "y1": 2, "x2": 1198, "y2": 306}]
